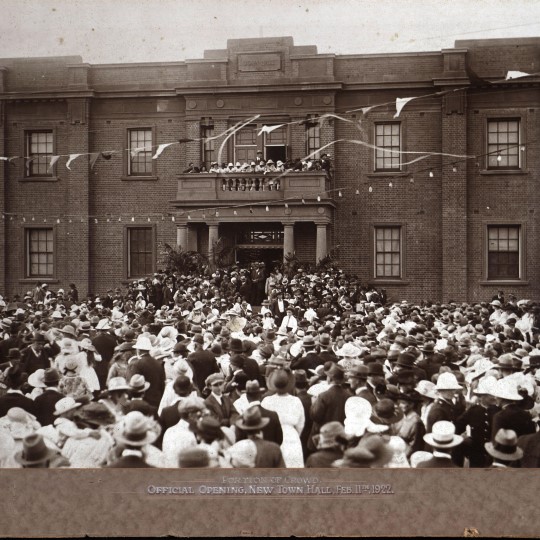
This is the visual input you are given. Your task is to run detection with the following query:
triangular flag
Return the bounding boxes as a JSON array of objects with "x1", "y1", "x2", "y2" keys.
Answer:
[
  {"x1": 258, "y1": 124, "x2": 285, "y2": 136},
  {"x1": 178, "y1": 138, "x2": 195, "y2": 144},
  {"x1": 130, "y1": 147, "x2": 149, "y2": 159},
  {"x1": 360, "y1": 106, "x2": 375, "y2": 115},
  {"x1": 66, "y1": 154, "x2": 83, "y2": 170},
  {"x1": 152, "y1": 142, "x2": 175, "y2": 160},
  {"x1": 89, "y1": 153, "x2": 100, "y2": 170},
  {"x1": 47, "y1": 155, "x2": 60, "y2": 172},
  {"x1": 506, "y1": 70, "x2": 532, "y2": 80},
  {"x1": 394, "y1": 97, "x2": 417, "y2": 118}
]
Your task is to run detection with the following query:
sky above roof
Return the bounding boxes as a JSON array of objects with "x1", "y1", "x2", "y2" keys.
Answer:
[{"x1": 0, "y1": 0, "x2": 539, "y2": 63}]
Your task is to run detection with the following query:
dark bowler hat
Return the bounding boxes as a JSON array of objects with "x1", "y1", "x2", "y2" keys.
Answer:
[
  {"x1": 396, "y1": 351, "x2": 416, "y2": 369},
  {"x1": 14, "y1": 434, "x2": 57, "y2": 466},
  {"x1": 367, "y1": 362, "x2": 384, "y2": 377},
  {"x1": 43, "y1": 368, "x2": 61, "y2": 384},
  {"x1": 235, "y1": 406, "x2": 270, "y2": 431},
  {"x1": 229, "y1": 338, "x2": 244, "y2": 354}
]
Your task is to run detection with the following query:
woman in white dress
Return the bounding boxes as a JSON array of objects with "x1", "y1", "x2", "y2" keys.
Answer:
[{"x1": 261, "y1": 369, "x2": 305, "y2": 468}]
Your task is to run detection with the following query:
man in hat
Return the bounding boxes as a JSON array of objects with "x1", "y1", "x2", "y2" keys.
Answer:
[
  {"x1": 33, "y1": 368, "x2": 64, "y2": 426},
  {"x1": 21, "y1": 332, "x2": 60, "y2": 376},
  {"x1": 358, "y1": 363, "x2": 386, "y2": 406},
  {"x1": 107, "y1": 411, "x2": 159, "y2": 468},
  {"x1": 204, "y1": 373, "x2": 235, "y2": 427},
  {"x1": 490, "y1": 378, "x2": 536, "y2": 438},
  {"x1": 187, "y1": 336, "x2": 220, "y2": 393},
  {"x1": 306, "y1": 421, "x2": 348, "y2": 468},
  {"x1": 454, "y1": 376, "x2": 500, "y2": 467},
  {"x1": 309, "y1": 364, "x2": 352, "y2": 452},
  {"x1": 0, "y1": 364, "x2": 36, "y2": 416},
  {"x1": 486, "y1": 428, "x2": 523, "y2": 468},
  {"x1": 123, "y1": 374, "x2": 158, "y2": 418},
  {"x1": 14, "y1": 433, "x2": 67, "y2": 469},
  {"x1": 279, "y1": 308, "x2": 298, "y2": 335},
  {"x1": 234, "y1": 406, "x2": 284, "y2": 468},
  {"x1": 158, "y1": 375, "x2": 197, "y2": 434},
  {"x1": 125, "y1": 335, "x2": 166, "y2": 409},
  {"x1": 234, "y1": 380, "x2": 283, "y2": 446},
  {"x1": 416, "y1": 420, "x2": 463, "y2": 468},
  {"x1": 91, "y1": 318, "x2": 117, "y2": 368},
  {"x1": 425, "y1": 372, "x2": 463, "y2": 433},
  {"x1": 394, "y1": 390, "x2": 425, "y2": 457},
  {"x1": 162, "y1": 396, "x2": 206, "y2": 467},
  {"x1": 290, "y1": 335, "x2": 322, "y2": 371},
  {"x1": 318, "y1": 333, "x2": 338, "y2": 364}
]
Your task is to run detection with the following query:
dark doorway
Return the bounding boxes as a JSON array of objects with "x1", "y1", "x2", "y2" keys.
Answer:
[
  {"x1": 265, "y1": 145, "x2": 287, "y2": 163},
  {"x1": 236, "y1": 248, "x2": 283, "y2": 271}
]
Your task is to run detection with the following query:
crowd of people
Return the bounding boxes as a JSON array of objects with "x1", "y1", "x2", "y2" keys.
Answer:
[
  {"x1": 0, "y1": 263, "x2": 540, "y2": 469},
  {"x1": 183, "y1": 153, "x2": 333, "y2": 178}
]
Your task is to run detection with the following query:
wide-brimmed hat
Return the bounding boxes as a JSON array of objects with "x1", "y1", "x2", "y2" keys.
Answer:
[
  {"x1": 76, "y1": 402, "x2": 116, "y2": 427},
  {"x1": 78, "y1": 321, "x2": 92, "y2": 333},
  {"x1": 435, "y1": 372, "x2": 462, "y2": 391},
  {"x1": 178, "y1": 447, "x2": 210, "y2": 468},
  {"x1": 235, "y1": 405, "x2": 270, "y2": 431},
  {"x1": 347, "y1": 364, "x2": 369, "y2": 380},
  {"x1": 485, "y1": 429, "x2": 524, "y2": 462},
  {"x1": 105, "y1": 376, "x2": 130, "y2": 393},
  {"x1": 113, "y1": 411, "x2": 159, "y2": 447},
  {"x1": 196, "y1": 416, "x2": 224, "y2": 441},
  {"x1": 302, "y1": 335, "x2": 316, "y2": 349},
  {"x1": 367, "y1": 362, "x2": 384, "y2": 377},
  {"x1": 54, "y1": 397, "x2": 82, "y2": 416},
  {"x1": 494, "y1": 354, "x2": 522, "y2": 372},
  {"x1": 43, "y1": 368, "x2": 61, "y2": 385},
  {"x1": 134, "y1": 335, "x2": 153, "y2": 351},
  {"x1": 313, "y1": 421, "x2": 348, "y2": 450},
  {"x1": 423, "y1": 420, "x2": 463, "y2": 449},
  {"x1": 415, "y1": 380, "x2": 438, "y2": 400},
  {"x1": 28, "y1": 369, "x2": 47, "y2": 389},
  {"x1": 129, "y1": 374, "x2": 150, "y2": 393},
  {"x1": 371, "y1": 398, "x2": 404, "y2": 425},
  {"x1": 490, "y1": 378, "x2": 524, "y2": 401},
  {"x1": 267, "y1": 368, "x2": 295, "y2": 394},
  {"x1": 0, "y1": 408, "x2": 40, "y2": 439},
  {"x1": 473, "y1": 375, "x2": 498, "y2": 396},
  {"x1": 59, "y1": 324, "x2": 77, "y2": 338},
  {"x1": 332, "y1": 434, "x2": 395, "y2": 468},
  {"x1": 62, "y1": 357, "x2": 82, "y2": 376},
  {"x1": 336, "y1": 343, "x2": 362, "y2": 358},
  {"x1": 177, "y1": 396, "x2": 206, "y2": 415},
  {"x1": 245, "y1": 380, "x2": 263, "y2": 398},
  {"x1": 14, "y1": 433, "x2": 57, "y2": 466}
]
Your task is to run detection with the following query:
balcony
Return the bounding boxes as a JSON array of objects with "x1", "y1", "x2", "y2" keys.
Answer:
[{"x1": 174, "y1": 171, "x2": 332, "y2": 205}]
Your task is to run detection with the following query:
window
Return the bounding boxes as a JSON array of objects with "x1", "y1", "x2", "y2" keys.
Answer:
[
  {"x1": 25, "y1": 131, "x2": 53, "y2": 177},
  {"x1": 201, "y1": 120, "x2": 215, "y2": 167},
  {"x1": 306, "y1": 115, "x2": 321, "y2": 158},
  {"x1": 128, "y1": 129, "x2": 153, "y2": 176},
  {"x1": 375, "y1": 226, "x2": 401, "y2": 278},
  {"x1": 488, "y1": 225, "x2": 520, "y2": 280},
  {"x1": 487, "y1": 119, "x2": 521, "y2": 169},
  {"x1": 375, "y1": 123, "x2": 401, "y2": 171},
  {"x1": 232, "y1": 122, "x2": 289, "y2": 164},
  {"x1": 128, "y1": 227, "x2": 154, "y2": 278},
  {"x1": 26, "y1": 228, "x2": 54, "y2": 277}
]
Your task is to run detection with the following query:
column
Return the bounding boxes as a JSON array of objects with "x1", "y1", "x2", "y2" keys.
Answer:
[
  {"x1": 283, "y1": 223, "x2": 294, "y2": 261},
  {"x1": 208, "y1": 223, "x2": 219, "y2": 263},
  {"x1": 316, "y1": 223, "x2": 328, "y2": 263},
  {"x1": 177, "y1": 225, "x2": 188, "y2": 251}
]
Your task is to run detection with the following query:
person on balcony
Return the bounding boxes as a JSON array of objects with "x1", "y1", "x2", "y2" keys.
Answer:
[{"x1": 209, "y1": 162, "x2": 219, "y2": 173}]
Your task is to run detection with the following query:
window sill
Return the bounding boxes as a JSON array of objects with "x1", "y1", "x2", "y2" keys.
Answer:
[
  {"x1": 366, "y1": 172, "x2": 408, "y2": 178},
  {"x1": 368, "y1": 279, "x2": 410, "y2": 286},
  {"x1": 18, "y1": 278, "x2": 59, "y2": 284},
  {"x1": 19, "y1": 176, "x2": 60, "y2": 182},
  {"x1": 479, "y1": 280, "x2": 530, "y2": 286},
  {"x1": 121, "y1": 176, "x2": 159, "y2": 181},
  {"x1": 479, "y1": 169, "x2": 528, "y2": 176}
]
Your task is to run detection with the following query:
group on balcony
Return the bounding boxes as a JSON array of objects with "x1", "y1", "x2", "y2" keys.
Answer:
[{"x1": 183, "y1": 154, "x2": 333, "y2": 180}]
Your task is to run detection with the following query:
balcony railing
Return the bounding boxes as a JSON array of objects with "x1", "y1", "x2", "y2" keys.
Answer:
[{"x1": 175, "y1": 172, "x2": 331, "y2": 202}]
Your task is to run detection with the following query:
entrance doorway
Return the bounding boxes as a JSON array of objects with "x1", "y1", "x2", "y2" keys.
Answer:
[{"x1": 236, "y1": 248, "x2": 283, "y2": 271}]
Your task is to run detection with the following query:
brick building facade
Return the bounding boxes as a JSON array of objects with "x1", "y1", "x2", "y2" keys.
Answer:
[{"x1": 0, "y1": 36, "x2": 538, "y2": 303}]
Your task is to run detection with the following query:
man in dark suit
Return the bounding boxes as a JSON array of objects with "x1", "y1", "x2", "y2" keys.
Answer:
[
  {"x1": 158, "y1": 375, "x2": 196, "y2": 434},
  {"x1": 21, "y1": 333, "x2": 60, "y2": 376},
  {"x1": 187, "y1": 337, "x2": 220, "y2": 393},
  {"x1": 234, "y1": 407, "x2": 285, "y2": 468},
  {"x1": 33, "y1": 368, "x2": 64, "y2": 426},
  {"x1": 290, "y1": 336, "x2": 323, "y2": 371},
  {"x1": 308, "y1": 365, "x2": 352, "y2": 451},
  {"x1": 416, "y1": 420, "x2": 464, "y2": 468},
  {"x1": 491, "y1": 392, "x2": 536, "y2": 439},
  {"x1": 125, "y1": 337, "x2": 165, "y2": 409},
  {"x1": 425, "y1": 372, "x2": 463, "y2": 433},
  {"x1": 0, "y1": 364, "x2": 36, "y2": 416},
  {"x1": 123, "y1": 374, "x2": 158, "y2": 419},
  {"x1": 91, "y1": 321, "x2": 117, "y2": 367},
  {"x1": 204, "y1": 373, "x2": 235, "y2": 427},
  {"x1": 306, "y1": 421, "x2": 347, "y2": 468}
]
